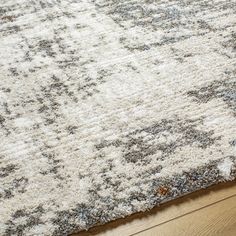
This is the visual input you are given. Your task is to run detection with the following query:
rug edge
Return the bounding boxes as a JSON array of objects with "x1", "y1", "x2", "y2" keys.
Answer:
[{"x1": 68, "y1": 156, "x2": 236, "y2": 235}]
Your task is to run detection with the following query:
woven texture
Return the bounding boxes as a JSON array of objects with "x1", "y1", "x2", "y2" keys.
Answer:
[{"x1": 0, "y1": 0, "x2": 236, "y2": 235}]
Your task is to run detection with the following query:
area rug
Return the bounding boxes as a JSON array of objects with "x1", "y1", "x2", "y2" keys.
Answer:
[{"x1": 0, "y1": 0, "x2": 236, "y2": 235}]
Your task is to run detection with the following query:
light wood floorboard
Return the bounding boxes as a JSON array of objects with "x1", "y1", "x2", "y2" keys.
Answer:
[
  {"x1": 137, "y1": 195, "x2": 236, "y2": 236},
  {"x1": 75, "y1": 181, "x2": 236, "y2": 236}
]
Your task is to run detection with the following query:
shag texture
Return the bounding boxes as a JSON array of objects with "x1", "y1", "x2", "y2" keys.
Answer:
[{"x1": 0, "y1": 0, "x2": 236, "y2": 235}]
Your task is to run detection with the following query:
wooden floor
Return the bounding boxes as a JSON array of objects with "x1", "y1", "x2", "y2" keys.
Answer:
[{"x1": 74, "y1": 181, "x2": 236, "y2": 236}]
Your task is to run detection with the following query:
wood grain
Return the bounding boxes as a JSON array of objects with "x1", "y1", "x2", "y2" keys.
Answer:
[
  {"x1": 136, "y1": 195, "x2": 236, "y2": 236},
  {"x1": 76, "y1": 181, "x2": 236, "y2": 236}
]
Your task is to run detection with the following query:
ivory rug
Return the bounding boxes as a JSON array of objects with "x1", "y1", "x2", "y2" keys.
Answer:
[{"x1": 0, "y1": 0, "x2": 236, "y2": 235}]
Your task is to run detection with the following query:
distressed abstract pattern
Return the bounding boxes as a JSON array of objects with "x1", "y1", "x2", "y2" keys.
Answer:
[{"x1": 0, "y1": 0, "x2": 236, "y2": 235}]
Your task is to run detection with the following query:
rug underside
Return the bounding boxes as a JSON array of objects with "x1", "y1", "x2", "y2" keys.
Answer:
[{"x1": 0, "y1": 0, "x2": 236, "y2": 235}]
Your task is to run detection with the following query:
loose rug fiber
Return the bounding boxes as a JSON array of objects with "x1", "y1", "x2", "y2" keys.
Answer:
[{"x1": 0, "y1": 0, "x2": 236, "y2": 235}]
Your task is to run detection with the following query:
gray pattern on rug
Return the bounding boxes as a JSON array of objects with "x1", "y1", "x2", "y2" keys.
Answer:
[{"x1": 0, "y1": 0, "x2": 236, "y2": 235}]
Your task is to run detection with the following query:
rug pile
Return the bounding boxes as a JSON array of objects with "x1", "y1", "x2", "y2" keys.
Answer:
[{"x1": 0, "y1": 0, "x2": 235, "y2": 235}]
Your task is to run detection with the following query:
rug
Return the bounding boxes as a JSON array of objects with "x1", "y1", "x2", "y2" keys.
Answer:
[{"x1": 0, "y1": 0, "x2": 236, "y2": 235}]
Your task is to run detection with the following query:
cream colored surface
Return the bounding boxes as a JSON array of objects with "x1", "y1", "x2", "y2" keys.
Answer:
[{"x1": 1, "y1": 0, "x2": 236, "y2": 235}]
